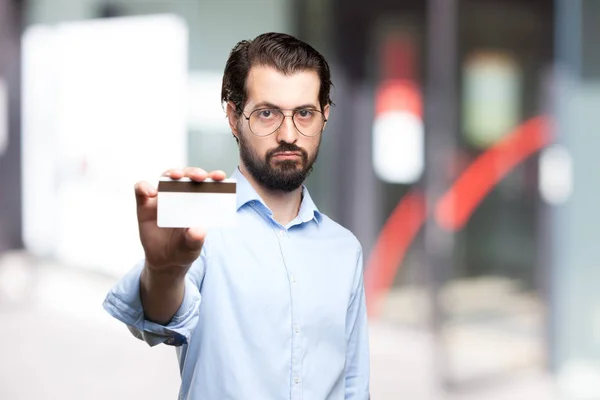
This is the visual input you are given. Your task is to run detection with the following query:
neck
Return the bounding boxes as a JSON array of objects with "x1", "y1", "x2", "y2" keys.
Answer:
[{"x1": 238, "y1": 164, "x2": 303, "y2": 226}]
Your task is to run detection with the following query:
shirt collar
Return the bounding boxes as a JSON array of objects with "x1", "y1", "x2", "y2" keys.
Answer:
[{"x1": 230, "y1": 167, "x2": 322, "y2": 225}]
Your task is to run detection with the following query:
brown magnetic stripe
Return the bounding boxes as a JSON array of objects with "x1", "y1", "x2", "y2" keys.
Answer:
[{"x1": 158, "y1": 181, "x2": 237, "y2": 194}]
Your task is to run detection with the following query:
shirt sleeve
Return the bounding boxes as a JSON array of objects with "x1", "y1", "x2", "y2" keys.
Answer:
[
  {"x1": 345, "y1": 246, "x2": 371, "y2": 399},
  {"x1": 102, "y1": 250, "x2": 206, "y2": 347}
]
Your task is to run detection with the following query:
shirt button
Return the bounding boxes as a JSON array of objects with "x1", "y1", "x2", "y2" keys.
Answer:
[
  {"x1": 278, "y1": 230, "x2": 285, "y2": 237},
  {"x1": 294, "y1": 376, "x2": 300, "y2": 384},
  {"x1": 294, "y1": 325, "x2": 300, "y2": 334},
  {"x1": 291, "y1": 274, "x2": 296, "y2": 283}
]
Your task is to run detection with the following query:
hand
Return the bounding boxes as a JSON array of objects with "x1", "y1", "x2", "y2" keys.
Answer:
[{"x1": 135, "y1": 167, "x2": 227, "y2": 275}]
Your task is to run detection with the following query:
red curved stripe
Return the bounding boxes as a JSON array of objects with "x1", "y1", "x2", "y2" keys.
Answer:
[
  {"x1": 365, "y1": 190, "x2": 426, "y2": 316},
  {"x1": 365, "y1": 116, "x2": 552, "y2": 318},
  {"x1": 435, "y1": 116, "x2": 553, "y2": 231}
]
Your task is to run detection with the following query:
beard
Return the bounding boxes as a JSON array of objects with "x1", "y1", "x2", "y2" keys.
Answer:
[{"x1": 239, "y1": 133, "x2": 320, "y2": 193}]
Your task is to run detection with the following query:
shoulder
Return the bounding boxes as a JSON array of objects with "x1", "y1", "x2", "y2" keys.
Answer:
[
  {"x1": 318, "y1": 213, "x2": 363, "y2": 256},
  {"x1": 318, "y1": 215, "x2": 366, "y2": 292}
]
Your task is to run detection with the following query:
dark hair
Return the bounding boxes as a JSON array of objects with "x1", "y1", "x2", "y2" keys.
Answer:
[{"x1": 221, "y1": 32, "x2": 334, "y2": 116}]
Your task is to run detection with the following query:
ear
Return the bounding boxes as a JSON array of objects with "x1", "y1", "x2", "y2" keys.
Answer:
[
  {"x1": 323, "y1": 104, "x2": 331, "y2": 128},
  {"x1": 226, "y1": 102, "x2": 240, "y2": 138}
]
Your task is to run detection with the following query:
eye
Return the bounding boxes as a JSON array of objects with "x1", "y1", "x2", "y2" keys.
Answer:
[
  {"x1": 296, "y1": 109, "x2": 314, "y2": 119},
  {"x1": 257, "y1": 109, "x2": 276, "y2": 119}
]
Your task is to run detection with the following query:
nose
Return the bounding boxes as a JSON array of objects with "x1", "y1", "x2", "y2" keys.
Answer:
[{"x1": 276, "y1": 114, "x2": 299, "y2": 143}]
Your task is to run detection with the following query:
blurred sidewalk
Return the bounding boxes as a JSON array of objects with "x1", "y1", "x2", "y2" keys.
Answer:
[{"x1": 0, "y1": 251, "x2": 557, "y2": 400}]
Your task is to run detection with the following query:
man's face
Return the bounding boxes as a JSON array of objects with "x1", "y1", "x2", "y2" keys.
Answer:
[{"x1": 230, "y1": 65, "x2": 329, "y2": 192}]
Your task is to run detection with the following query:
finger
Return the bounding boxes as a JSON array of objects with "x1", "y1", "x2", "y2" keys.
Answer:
[
  {"x1": 184, "y1": 227, "x2": 206, "y2": 251},
  {"x1": 134, "y1": 181, "x2": 157, "y2": 206},
  {"x1": 183, "y1": 167, "x2": 208, "y2": 182},
  {"x1": 163, "y1": 168, "x2": 184, "y2": 179},
  {"x1": 208, "y1": 170, "x2": 227, "y2": 181},
  {"x1": 135, "y1": 182, "x2": 159, "y2": 223}
]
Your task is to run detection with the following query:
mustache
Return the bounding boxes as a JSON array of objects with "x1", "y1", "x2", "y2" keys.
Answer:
[{"x1": 266, "y1": 143, "x2": 308, "y2": 160}]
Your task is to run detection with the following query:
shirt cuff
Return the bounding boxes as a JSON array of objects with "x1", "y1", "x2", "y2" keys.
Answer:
[{"x1": 102, "y1": 260, "x2": 201, "y2": 347}]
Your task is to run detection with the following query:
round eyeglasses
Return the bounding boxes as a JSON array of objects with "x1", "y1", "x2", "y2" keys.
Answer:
[{"x1": 242, "y1": 108, "x2": 327, "y2": 137}]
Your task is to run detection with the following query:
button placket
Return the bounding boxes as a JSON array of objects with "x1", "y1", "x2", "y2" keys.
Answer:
[{"x1": 278, "y1": 231, "x2": 302, "y2": 399}]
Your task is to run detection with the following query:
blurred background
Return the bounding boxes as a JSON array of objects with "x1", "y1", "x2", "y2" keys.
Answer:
[{"x1": 0, "y1": 0, "x2": 598, "y2": 398}]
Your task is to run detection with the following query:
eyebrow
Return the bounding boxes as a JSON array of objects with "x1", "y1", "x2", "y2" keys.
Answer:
[{"x1": 251, "y1": 101, "x2": 320, "y2": 111}]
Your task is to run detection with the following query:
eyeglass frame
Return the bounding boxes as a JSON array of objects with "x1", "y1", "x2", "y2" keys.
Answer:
[{"x1": 239, "y1": 106, "x2": 328, "y2": 137}]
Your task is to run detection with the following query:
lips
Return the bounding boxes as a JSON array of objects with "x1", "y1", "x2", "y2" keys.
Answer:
[{"x1": 272, "y1": 152, "x2": 301, "y2": 158}]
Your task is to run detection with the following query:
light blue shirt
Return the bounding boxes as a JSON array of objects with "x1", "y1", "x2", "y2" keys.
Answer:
[{"x1": 103, "y1": 168, "x2": 370, "y2": 400}]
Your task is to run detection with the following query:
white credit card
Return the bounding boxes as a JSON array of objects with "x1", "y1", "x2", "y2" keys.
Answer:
[{"x1": 157, "y1": 177, "x2": 237, "y2": 229}]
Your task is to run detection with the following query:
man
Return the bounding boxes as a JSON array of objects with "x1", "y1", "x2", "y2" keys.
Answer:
[{"x1": 103, "y1": 32, "x2": 370, "y2": 400}]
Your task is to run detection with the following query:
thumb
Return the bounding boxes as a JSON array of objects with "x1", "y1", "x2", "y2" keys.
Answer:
[{"x1": 184, "y1": 227, "x2": 206, "y2": 251}]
